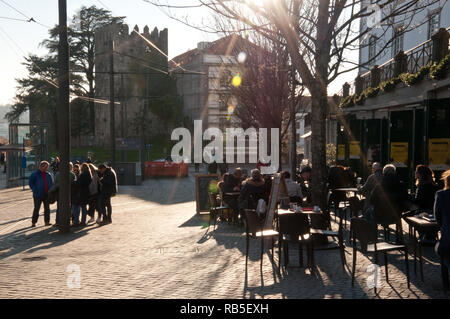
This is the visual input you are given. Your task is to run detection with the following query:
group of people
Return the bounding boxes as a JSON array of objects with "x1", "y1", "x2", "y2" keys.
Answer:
[
  {"x1": 28, "y1": 160, "x2": 117, "y2": 228},
  {"x1": 329, "y1": 161, "x2": 450, "y2": 285},
  {"x1": 216, "y1": 165, "x2": 313, "y2": 224}
]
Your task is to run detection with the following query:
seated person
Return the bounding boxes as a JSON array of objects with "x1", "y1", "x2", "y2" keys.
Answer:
[
  {"x1": 435, "y1": 170, "x2": 450, "y2": 289},
  {"x1": 359, "y1": 162, "x2": 383, "y2": 197},
  {"x1": 328, "y1": 165, "x2": 348, "y2": 207},
  {"x1": 298, "y1": 166, "x2": 313, "y2": 207},
  {"x1": 365, "y1": 164, "x2": 408, "y2": 225},
  {"x1": 412, "y1": 165, "x2": 439, "y2": 212},
  {"x1": 222, "y1": 168, "x2": 243, "y2": 222},
  {"x1": 239, "y1": 169, "x2": 266, "y2": 211},
  {"x1": 282, "y1": 171, "x2": 303, "y2": 204}
]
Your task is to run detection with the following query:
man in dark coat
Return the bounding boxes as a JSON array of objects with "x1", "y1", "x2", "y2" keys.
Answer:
[
  {"x1": 367, "y1": 164, "x2": 408, "y2": 225},
  {"x1": 435, "y1": 170, "x2": 450, "y2": 290},
  {"x1": 98, "y1": 164, "x2": 118, "y2": 224},
  {"x1": 29, "y1": 161, "x2": 53, "y2": 227}
]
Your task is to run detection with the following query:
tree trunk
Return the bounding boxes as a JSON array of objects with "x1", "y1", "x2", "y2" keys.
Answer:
[
  {"x1": 290, "y1": 107, "x2": 297, "y2": 176},
  {"x1": 310, "y1": 86, "x2": 329, "y2": 225}
]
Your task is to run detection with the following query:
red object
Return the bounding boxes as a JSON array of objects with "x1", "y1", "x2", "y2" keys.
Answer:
[
  {"x1": 42, "y1": 171, "x2": 48, "y2": 193},
  {"x1": 145, "y1": 161, "x2": 188, "y2": 177},
  {"x1": 302, "y1": 207, "x2": 314, "y2": 211}
]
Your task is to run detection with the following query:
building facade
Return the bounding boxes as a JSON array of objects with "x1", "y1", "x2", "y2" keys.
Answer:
[
  {"x1": 337, "y1": 1, "x2": 450, "y2": 185},
  {"x1": 94, "y1": 23, "x2": 169, "y2": 147}
]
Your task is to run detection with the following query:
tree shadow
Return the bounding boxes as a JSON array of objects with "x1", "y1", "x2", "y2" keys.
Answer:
[{"x1": 0, "y1": 221, "x2": 104, "y2": 262}]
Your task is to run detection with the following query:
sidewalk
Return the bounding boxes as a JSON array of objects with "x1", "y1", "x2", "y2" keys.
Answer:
[{"x1": 0, "y1": 176, "x2": 448, "y2": 299}]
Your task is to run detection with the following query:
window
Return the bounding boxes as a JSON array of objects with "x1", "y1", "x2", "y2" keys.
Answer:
[
  {"x1": 368, "y1": 36, "x2": 377, "y2": 64},
  {"x1": 428, "y1": 12, "x2": 440, "y2": 39},
  {"x1": 392, "y1": 25, "x2": 404, "y2": 57}
]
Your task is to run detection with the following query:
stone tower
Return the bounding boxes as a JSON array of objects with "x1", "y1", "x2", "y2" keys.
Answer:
[{"x1": 94, "y1": 23, "x2": 169, "y2": 147}]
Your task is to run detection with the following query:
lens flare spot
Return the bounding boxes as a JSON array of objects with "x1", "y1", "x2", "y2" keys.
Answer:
[
  {"x1": 232, "y1": 73, "x2": 242, "y2": 87},
  {"x1": 237, "y1": 52, "x2": 247, "y2": 63}
]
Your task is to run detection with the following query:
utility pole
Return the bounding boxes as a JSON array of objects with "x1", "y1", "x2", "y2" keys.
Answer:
[
  {"x1": 110, "y1": 40, "x2": 116, "y2": 168},
  {"x1": 57, "y1": 0, "x2": 71, "y2": 233}
]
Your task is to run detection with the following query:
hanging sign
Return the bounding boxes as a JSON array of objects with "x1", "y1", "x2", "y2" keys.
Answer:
[
  {"x1": 390, "y1": 142, "x2": 409, "y2": 167},
  {"x1": 429, "y1": 138, "x2": 450, "y2": 171},
  {"x1": 349, "y1": 141, "x2": 361, "y2": 159}
]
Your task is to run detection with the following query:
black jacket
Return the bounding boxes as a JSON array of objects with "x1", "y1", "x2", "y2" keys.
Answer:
[
  {"x1": 72, "y1": 171, "x2": 92, "y2": 205},
  {"x1": 239, "y1": 178, "x2": 266, "y2": 210},
  {"x1": 100, "y1": 167, "x2": 118, "y2": 196},
  {"x1": 414, "y1": 181, "x2": 438, "y2": 211},
  {"x1": 370, "y1": 175, "x2": 408, "y2": 224},
  {"x1": 435, "y1": 189, "x2": 450, "y2": 255}
]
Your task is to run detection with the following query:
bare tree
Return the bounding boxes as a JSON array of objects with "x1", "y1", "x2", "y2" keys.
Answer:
[{"x1": 144, "y1": 0, "x2": 445, "y2": 211}]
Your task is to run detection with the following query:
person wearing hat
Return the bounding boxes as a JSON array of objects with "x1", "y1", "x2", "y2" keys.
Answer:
[{"x1": 298, "y1": 166, "x2": 312, "y2": 206}]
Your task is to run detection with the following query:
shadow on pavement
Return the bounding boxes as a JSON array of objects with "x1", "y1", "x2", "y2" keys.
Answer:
[{"x1": 0, "y1": 222, "x2": 104, "y2": 262}]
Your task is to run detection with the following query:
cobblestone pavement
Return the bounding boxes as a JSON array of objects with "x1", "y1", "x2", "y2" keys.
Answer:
[{"x1": 0, "y1": 173, "x2": 448, "y2": 299}]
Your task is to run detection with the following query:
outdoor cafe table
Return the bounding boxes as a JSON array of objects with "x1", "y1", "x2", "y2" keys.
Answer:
[
  {"x1": 224, "y1": 192, "x2": 240, "y2": 196},
  {"x1": 405, "y1": 215, "x2": 440, "y2": 281}
]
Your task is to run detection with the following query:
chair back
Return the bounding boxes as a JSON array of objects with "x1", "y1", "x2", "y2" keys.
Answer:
[
  {"x1": 209, "y1": 192, "x2": 218, "y2": 209},
  {"x1": 351, "y1": 217, "x2": 378, "y2": 252},
  {"x1": 245, "y1": 209, "x2": 264, "y2": 237},
  {"x1": 348, "y1": 196, "x2": 364, "y2": 217},
  {"x1": 279, "y1": 213, "x2": 310, "y2": 238}
]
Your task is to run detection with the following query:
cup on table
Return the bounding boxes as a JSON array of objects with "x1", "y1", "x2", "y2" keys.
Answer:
[
  {"x1": 357, "y1": 177, "x2": 362, "y2": 186},
  {"x1": 313, "y1": 205, "x2": 320, "y2": 212},
  {"x1": 295, "y1": 205, "x2": 302, "y2": 213}
]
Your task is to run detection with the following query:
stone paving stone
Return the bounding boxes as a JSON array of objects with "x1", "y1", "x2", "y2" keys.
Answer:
[{"x1": 0, "y1": 175, "x2": 449, "y2": 299}]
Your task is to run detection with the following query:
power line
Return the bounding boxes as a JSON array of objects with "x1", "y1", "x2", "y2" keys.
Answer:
[
  {"x1": 0, "y1": 24, "x2": 114, "y2": 105},
  {"x1": 0, "y1": 0, "x2": 51, "y2": 29}
]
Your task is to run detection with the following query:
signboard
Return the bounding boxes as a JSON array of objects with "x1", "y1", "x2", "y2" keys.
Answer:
[
  {"x1": 390, "y1": 142, "x2": 409, "y2": 167},
  {"x1": 429, "y1": 138, "x2": 450, "y2": 171},
  {"x1": 116, "y1": 138, "x2": 141, "y2": 150},
  {"x1": 337, "y1": 144, "x2": 346, "y2": 161},
  {"x1": 349, "y1": 141, "x2": 361, "y2": 159},
  {"x1": 195, "y1": 174, "x2": 220, "y2": 213},
  {"x1": 264, "y1": 173, "x2": 283, "y2": 229}
]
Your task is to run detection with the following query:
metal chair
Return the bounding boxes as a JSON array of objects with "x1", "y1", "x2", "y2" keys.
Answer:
[
  {"x1": 310, "y1": 212, "x2": 346, "y2": 272},
  {"x1": 244, "y1": 209, "x2": 279, "y2": 270},
  {"x1": 351, "y1": 217, "x2": 410, "y2": 294},
  {"x1": 208, "y1": 192, "x2": 229, "y2": 230},
  {"x1": 278, "y1": 213, "x2": 314, "y2": 270}
]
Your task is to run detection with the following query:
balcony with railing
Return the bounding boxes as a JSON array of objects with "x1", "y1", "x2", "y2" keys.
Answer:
[{"x1": 339, "y1": 27, "x2": 449, "y2": 107}]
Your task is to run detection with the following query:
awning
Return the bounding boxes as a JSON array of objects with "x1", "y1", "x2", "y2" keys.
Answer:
[{"x1": 300, "y1": 131, "x2": 312, "y2": 138}]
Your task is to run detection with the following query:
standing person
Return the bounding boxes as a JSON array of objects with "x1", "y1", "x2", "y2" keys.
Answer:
[
  {"x1": 0, "y1": 152, "x2": 5, "y2": 173},
  {"x1": 88, "y1": 163, "x2": 100, "y2": 224},
  {"x1": 435, "y1": 170, "x2": 450, "y2": 290},
  {"x1": 73, "y1": 164, "x2": 80, "y2": 178},
  {"x1": 29, "y1": 161, "x2": 53, "y2": 227},
  {"x1": 51, "y1": 157, "x2": 60, "y2": 174},
  {"x1": 71, "y1": 163, "x2": 92, "y2": 227},
  {"x1": 98, "y1": 164, "x2": 118, "y2": 224}
]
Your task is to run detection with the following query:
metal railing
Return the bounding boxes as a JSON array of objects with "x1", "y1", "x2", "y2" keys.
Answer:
[{"x1": 342, "y1": 27, "x2": 449, "y2": 98}]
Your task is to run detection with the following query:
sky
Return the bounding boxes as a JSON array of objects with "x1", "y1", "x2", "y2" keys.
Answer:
[{"x1": 0, "y1": 0, "x2": 356, "y2": 105}]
